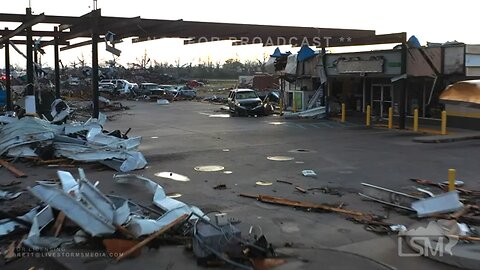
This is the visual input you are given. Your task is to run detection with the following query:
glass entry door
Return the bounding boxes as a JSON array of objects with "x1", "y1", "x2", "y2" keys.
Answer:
[{"x1": 371, "y1": 84, "x2": 393, "y2": 119}]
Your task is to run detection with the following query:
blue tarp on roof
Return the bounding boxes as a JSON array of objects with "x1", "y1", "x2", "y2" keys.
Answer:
[
  {"x1": 270, "y1": 48, "x2": 282, "y2": 58},
  {"x1": 297, "y1": 45, "x2": 316, "y2": 62},
  {"x1": 270, "y1": 47, "x2": 292, "y2": 58},
  {"x1": 407, "y1": 35, "x2": 421, "y2": 48}
]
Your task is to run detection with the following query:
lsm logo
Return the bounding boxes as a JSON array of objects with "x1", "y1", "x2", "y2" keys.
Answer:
[{"x1": 398, "y1": 221, "x2": 459, "y2": 257}]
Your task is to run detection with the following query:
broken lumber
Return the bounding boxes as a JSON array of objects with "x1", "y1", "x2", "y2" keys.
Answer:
[
  {"x1": 239, "y1": 194, "x2": 367, "y2": 217},
  {"x1": 115, "y1": 225, "x2": 136, "y2": 239},
  {"x1": 51, "y1": 212, "x2": 66, "y2": 237},
  {"x1": 450, "y1": 205, "x2": 472, "y2": 220},
  {"x1": 37, "y1": 159, "x2": 70, "y2": 165},
  {"x1": 0, "y1": 159, "x2": 27, "y2": 178},
  {"x1": 276, "y1": 180, "x2": 293, "y2": 185},
  {"x1": 410, "y1": 178, "x2": 480, "y2": 196},
  {"x1": 295, "y1": 186, "x2": 307, "y2": 193},
  {"x1": 448, "y1": 235, "x2": 480, "y2": 242},
  {"x1": 116, "y1": 214, "x2": 188, "y2": 261}
]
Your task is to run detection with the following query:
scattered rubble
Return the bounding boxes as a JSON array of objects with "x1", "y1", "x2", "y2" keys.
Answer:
[
  {"x1": 0, "y1": 170, "x2": 282, "y2": 269},
  {"x1": 0, "y1": 106, "x2": 146, "y2": 173}
]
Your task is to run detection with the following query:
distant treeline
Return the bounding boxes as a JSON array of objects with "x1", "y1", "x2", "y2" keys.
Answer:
[{"x1": 125, "y1": 58, "x2": 265, "y2": 79}]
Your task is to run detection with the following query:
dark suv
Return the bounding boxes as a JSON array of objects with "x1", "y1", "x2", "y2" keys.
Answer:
[{"x1": 227, "y1": 89, "x2": 264, "y2": 116}]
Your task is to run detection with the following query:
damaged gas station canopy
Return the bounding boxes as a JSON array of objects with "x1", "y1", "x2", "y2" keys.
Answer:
[{"x1": 0, "y1": 110, "x2": 147, "y2": 172}]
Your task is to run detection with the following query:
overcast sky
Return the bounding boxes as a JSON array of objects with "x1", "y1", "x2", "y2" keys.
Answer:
[{"x1": 1, "y1": 0, "x2": 479, "y2": 68}]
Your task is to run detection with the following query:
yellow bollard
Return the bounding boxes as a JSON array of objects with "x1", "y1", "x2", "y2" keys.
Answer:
[
  {"x1": 341, "y1": 103, "x2": 346, "y2": 123},
  {"x1": 413, "y1": 109, "x2": 419, "y2": 132},
  {"x1": 441, "y1": 110, "x2": 447, "y2": 135},
  {"x1": 388, "y1": 107, "x2": 393, "y2": 129},
  {"x1": 366, "y1": 105, "x2": 371, "y2": 127},
  {"x1": 448, "y1": 169, "x2": 456, "y2": 191}
]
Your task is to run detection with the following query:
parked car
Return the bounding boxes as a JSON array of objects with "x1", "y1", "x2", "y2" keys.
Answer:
[
  {"x1": 137, "y1": 83, "x2": 161, "y2": 95},
  {"x1": 100, "y1": 79, "x2": 136, "y2": 95},
  {"x1": 99, "y1": 83, "x2": 117, "y2": 94},
  {"x1": 227, "y1": 89, "x2": 265, "y2": 116},
  {"x1": 159, "y1": 85, "x2": 178, "y2": 96},
  {"x1": 148, "y1": 86, "x2": 176, "y2": 101},
  {"x1": 177, "y1": 86, "x2": 197, "y2": 100}
]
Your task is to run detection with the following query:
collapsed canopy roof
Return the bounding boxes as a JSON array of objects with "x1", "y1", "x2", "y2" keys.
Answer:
[{"x1": 440, "y1": 80, "x2": 480, "y2": 105}]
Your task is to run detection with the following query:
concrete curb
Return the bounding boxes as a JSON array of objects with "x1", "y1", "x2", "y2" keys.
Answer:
[{"x1": 412, "y1": 133, "x2": 480, "y2": 143}]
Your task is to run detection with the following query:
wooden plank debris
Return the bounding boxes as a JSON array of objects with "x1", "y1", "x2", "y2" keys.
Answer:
[
  {"x1": 51, "y1": 212, "x2": 66, "y2": 237},
  {"x1": 116, "y1": 214, "x2": 188, "y2": 261},
  {"x1": 295, "y1": 186, "x2": 307, "y2": 193},
  {"x1": 239, "y1": 194, "x2": 367, "y2": 217},
  {"x1": 0, "y1": 159, "x2": 27, "y2": 178}
]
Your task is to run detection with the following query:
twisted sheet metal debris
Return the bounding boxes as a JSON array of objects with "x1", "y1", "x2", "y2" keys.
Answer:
[
  {"x1": 20, "y1": 169, "x2": 207, "y2": 241},
  {"x1": 0, "y1": 111, "x2": 146, "y2": 172},
  {"x1": 359, "y1": 182, "x2": 420, "y2": 211},
  {"x1": 0, "y1": 189, "x2": 23, "y2": 200},
  {"x1": 411, "y1": 191, "x2": 464, "y2": 217},
  {"x1": 283, "y1": 106, "x2": 326, "y2": 119},
  {"x1": 114, "y1": 174, "x2": 206, "y2": 237},
  {"x1": 0, "y1": 207, "x2": 36, "y2": 236}
]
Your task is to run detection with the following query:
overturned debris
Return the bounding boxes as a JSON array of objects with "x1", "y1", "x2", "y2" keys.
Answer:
[
  {"x1": 412, "y1": 191, "x2": 464, "y2": 217},
  {"x1": 283, "y1": 106, "x2": 326, "y2": 119},
  {"x1": 359, "y1": 182, "x2": 420, "y2": 211}
]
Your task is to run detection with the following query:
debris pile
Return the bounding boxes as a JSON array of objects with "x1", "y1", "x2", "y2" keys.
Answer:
[
  {"x1": 358, "y1": 180, "x2": 480, "y2": 269},
  {"x1": 1, "y1": 170, "x2": 282, "y2": 269},
  {"x1": 0, "y1": 110, "x2": 146, "y2": 173},
  {"x1": 239, "y1": 176, "x2": 480, "y2": 270}
]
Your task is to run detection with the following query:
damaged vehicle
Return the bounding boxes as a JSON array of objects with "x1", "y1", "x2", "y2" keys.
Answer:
[
  {"x1": 137, "y1": 82, "x2": 160, "y2": 96},
  {"x1": 228, "y1": 89, "x2": 265, "y2": 116}
]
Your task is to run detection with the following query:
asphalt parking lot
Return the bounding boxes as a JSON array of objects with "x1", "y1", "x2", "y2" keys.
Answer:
[{"x1": 4, "y1": 100, "x2": 478, "y2": 269}]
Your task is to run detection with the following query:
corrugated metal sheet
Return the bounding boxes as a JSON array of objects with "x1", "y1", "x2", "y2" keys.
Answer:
[{"x1": 407, "y1": 48, "x2": 441, "y2": 77}]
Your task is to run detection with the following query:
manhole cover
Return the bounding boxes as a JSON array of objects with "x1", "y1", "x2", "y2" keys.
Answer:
[
  {"x1": 194, "y1": 165, "x2": 225, "y2": 172},
  {"x1": 154, "y1": 172, "x2": 190, "y2": 182},
  {"x1": 267, "y1": 156, "x2": 295, "y2": 161}
]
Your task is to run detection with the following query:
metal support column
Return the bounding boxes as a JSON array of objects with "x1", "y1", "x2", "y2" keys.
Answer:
[
  {"x1": 4, "y1": 28, "x2": 12, "y2": 111},
  {"x1": 398, "y1": 43, "x2": 407, "y2": 129},
  {"x1": 54, "y1": 27, "x2": 61, "y2": 99},
  {"x1": 26, "y1": 8, "x2": 34, "y2": 97},
  {"x1": 91, "y1": 10, "x2": 100, "y2": 118}
]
